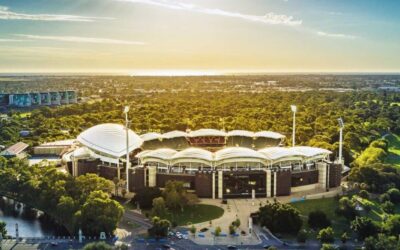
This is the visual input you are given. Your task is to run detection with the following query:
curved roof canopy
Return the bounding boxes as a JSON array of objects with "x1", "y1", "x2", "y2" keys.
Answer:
[
  {"x1": 188, "y1": 129, "x2": 227, "y2": 137},
  {"x1": 139, "y1": 148, "x2": 178, "y2": 161},
  {"x1": 292, "y1": 146, "x2": 332, "y2": 157},
  {"x1": 77, "y1": 123, "x2": 143, "y2": 158},
  {"x1": 254, "y1": 131, "x2": 285, "y2": 139},
  {"x1": 137, "y1": 146, "x2": 331, "y2": 167},
  {"x1": 141, "y1": 132, "x2": 163, "y2": 141},
  {"x1": 162, "y1": 130, "x2": 189, "y2": 139},
  {"x1": 258, "y1": 147, "x2": 305, "y2": 161},
  {"x1": 227, "y1": 130, "x2": 254, "y2": 137},
  {"x1": 170, "y1": 147, "x2": 214, "y2": 165},
  {"x1": 215, "y1": 147, "x2": 268, "y2": 161}
]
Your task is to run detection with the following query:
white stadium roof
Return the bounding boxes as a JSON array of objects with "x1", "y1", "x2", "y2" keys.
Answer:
[
  {"x1": 188, "y1": 129, "x2": 227, "y2": 137},
  {"x1": 137, "y1": 148, "x2": 178, "y2": 160},
  {"x1": 138, "y1": 146, "x2": 331, "y2": 166},
  {"x1": 140, "y1": 129, "x2": 285, "y2": 140},
  {"x1": 141, "y1": 132, "x2": 163, "y2": 141},
  {"x1": 254, "y1": 131, "x2": 286, "y2": 139},
  {"x1": 77, "y1": 123, "x2": 143, "y2": 158},
  {"x1": 215, "y1": 147, "x2": 267, "y2": 162},
  {"x1": 291, "y1": 146, "x2": 332, "y2": 157},
  {"x1": 162, "y1": 130, "x2": 189, "y2": 139},
  {"x1": 258, "y1": 147, "x2": 306, "y2": 161},
  {"x1": 226, "y1": 130, "x2": 254, "y2": 137}
]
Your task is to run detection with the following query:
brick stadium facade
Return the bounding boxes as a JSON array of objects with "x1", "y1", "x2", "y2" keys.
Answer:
[{"x1": 68, "y1": 159, "x2": 342, "y2": 198}]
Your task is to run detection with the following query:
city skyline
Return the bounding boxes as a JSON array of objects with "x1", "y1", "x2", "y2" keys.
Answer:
[{"x1": 0, "y1": 0, "x2": 399, "y2": 74}]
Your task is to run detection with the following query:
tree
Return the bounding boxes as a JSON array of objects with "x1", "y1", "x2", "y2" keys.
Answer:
[
  {"x1": 364, "y1": 234, "x2": 400, "y2": 250},
  {"x1": 317, "y1": 227, "x2": 335, "y2": 244},
  {"x1": 215, "y1": 226, "x2": 221, "y2": 237},
  {"x1": 350, "y1": 216, "x2": 378, "y2": 240},
  {"x1": 229, "y1": 225, "x2": 236, "y2": 235},
  {"x1": 82, "y1": 241, "x2": 112, "y2": 250},
  {"x1": 320, "y1": 244, "x2": 337, "y2": 250},
  {"x1": 131, "y1": 187, "x2": 162, "y2": 209},
  {"x1": 0, "y1": 221, "x2": 7, "y2": 238},
  {"x1": 56, "y1": 196, "x2": 77, "y2": 226},
  {"x1": 74, "y1": 174, "x2": 114, "y2": 201},
  {"x1": 78, "y1": 190, "x2": 124, "y2": 235},
  {"x1": 308, "y1": 210, "x2": 331, "y2": 229},
  {"x1": 387, "y1": 188, "x2": 400, "y2": 203},
  {"x1": 340, "y1": 232, "x2": 349, "y2": 244},
  {"x1": 257, "y1": 201, "x2": 303, "y2": 234},
  {"x1": 162, "y1": 181, "x2": 195, "y2": 211},
  {"x1": 190, "y1": 224, "x2": 196, "y2": 235},
  {"x1": 359, "y1": 190, "x2": 369, "y2": 199},
  {"x1": 151, "y1": 197, "x2": 167, "y2": 218},
  {"x1": 148, "y1": 216, "x2": 171, "y2": 238},
  {"x1": 336, "y1": 197, "x2": 356, "y2": 220},
  {"x1": 382, "y1": 214, "x2": 400, "y2": 236},
  {"x1": 382, "y1": 201, "x2": 395, "y2": 214},
  {"x1": 232, "y1": 218, "x2": 241, "y2": 228}
]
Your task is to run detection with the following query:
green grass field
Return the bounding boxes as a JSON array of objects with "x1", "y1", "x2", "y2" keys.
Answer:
[
  {"x1": 384, "y1": 134, "x2": 400, "y2": 168},
  {"x1": 163, "y1": 204, "x2": 224, "y2": 226},
  {"x1": 290, "y1": 197, "x2": 348, "y2": 237}
]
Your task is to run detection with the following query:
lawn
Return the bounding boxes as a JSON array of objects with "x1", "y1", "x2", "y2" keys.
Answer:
[
  {"x1": 290, "y1": 197, "x2": 348, "y2": 237},
  {"x1": 163, "y1": 204, "x2": 224, "y2": 226},
  {"x1": 384, "y1": 133, "x2": 400, "y2": 168}
]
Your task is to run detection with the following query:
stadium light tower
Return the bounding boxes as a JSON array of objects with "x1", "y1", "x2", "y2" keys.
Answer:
[
  {"x1": 291, "y1": 105, "x2": 297, "y2": 147},
  {"x1": 338, "y1": 117, "x2": 344, "y2": 165},
  {"x1": 124, "y1": 106, "x2": 130, "y2": 192}
]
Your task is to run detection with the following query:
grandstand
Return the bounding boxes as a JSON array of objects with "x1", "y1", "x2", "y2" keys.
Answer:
[{"x1": 63, "y1": 123, "x2": 342, "y2": 198}]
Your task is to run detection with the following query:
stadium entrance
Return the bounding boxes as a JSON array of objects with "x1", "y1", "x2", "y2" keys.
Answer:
[{"x1": 222, "y1": 171, "x2": 266, "y2": 198}]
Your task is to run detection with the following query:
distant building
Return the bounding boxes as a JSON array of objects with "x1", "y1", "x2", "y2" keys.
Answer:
[
  {"x1": 0, "y1": 142, "x2": 29, "y2": 159},
  {"x1": 0, "y1": 90, "x2": 77, "y2": 107},
  {"x1": 378, "y1": 86, "x2": 400, "y2": 92},
  {"x1": 33, "y1": 139, "x2": 75, "y2": 156}
]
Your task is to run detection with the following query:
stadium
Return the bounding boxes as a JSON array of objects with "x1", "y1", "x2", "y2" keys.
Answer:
[{"x1": 64, "y1": 123, "x2": 342, "y2": 199}]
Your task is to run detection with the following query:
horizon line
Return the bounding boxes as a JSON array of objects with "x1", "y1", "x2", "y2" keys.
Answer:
[{"x1": 1, "y1": 70, "x2": 400, "y2": 76}]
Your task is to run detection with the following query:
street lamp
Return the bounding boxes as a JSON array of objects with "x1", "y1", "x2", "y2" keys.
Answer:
[
  {"x1": 290, "y1": 105, "x2": 297, "y2": 147},
  {"x1": 338, "y1": 117, "x2": 344, "y2": 165},
  {"x1": 124, "y1": 106, "x2": 130, "y2": 192}
]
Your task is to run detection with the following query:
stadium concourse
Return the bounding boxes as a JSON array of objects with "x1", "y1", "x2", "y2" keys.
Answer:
[{"x1": 63, "y1": 123, "x2": 342, "y2": 199}]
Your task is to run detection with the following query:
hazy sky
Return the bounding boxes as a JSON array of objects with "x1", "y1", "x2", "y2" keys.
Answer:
[{"x1": 0, "y1": 0, "x2": 399, "y2": 74}]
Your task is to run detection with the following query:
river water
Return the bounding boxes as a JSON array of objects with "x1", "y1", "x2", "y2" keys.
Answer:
[{"x1": 0, "y1": 197, "x2": 68, "y2": 238}]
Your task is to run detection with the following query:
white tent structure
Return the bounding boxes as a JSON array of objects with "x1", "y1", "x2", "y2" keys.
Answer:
[
  {"x1": 77, "y1": 123, "x2": 143, "y2": 158},
  {"x1": 137, "y1": 146, "x2": 331, "y2": 170}
]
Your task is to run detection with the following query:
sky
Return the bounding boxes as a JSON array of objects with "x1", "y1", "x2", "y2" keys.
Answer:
[{"x1": 0, "y1": 0, "x2": 399, "y2": 74}]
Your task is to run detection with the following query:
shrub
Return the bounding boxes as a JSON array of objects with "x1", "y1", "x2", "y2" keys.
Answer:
[
  {"x1": 317, "y1": 227, "x2": 335, "y2": 244},
  {"x1": 387, "y1": 188, "x2": 400, "y2": 203},
  {"x1": 131, "y1": 187, "x2": 162, "y2": 209},
  {"x1": 382, "y1": 201, "x2": 395, "y2": 214},
  {"x1": 308, "y1": 210, "x2": 331, "y2": 229},
  {"x1": 257, "y1": 201, "x2": 303, "y2": 234},
  {"x1": 215, "y1": 226, "x2": 221, "y2": 236},
  {"x1": 359, "y1": 190, "x2": 369, "y2": 199}
]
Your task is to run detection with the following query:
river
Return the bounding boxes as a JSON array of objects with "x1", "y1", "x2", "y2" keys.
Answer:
[{"x1": 0, "y1": 197, "x2": 69, "y2": 238}]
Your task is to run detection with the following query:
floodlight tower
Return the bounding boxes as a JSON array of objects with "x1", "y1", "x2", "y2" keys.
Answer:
[
  {"x1": 124, "y1": 106, "x2": 130, "y2": 192},
  {"x1": 338, "y1": 117, "x2": 344, "y2": 165},
  {"x1": 291, "y1": 105, "x2": 297, "y2": 147}
]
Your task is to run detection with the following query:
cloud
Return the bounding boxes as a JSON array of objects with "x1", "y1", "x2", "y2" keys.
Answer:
[
  {"x1": 117, "y1": 0, "x2": 302, "y2": 26},
  {"x1": 15, "y1": 34, "x2": 145, "y2": 45},
  {"x1": 0, "y1": 5, "x2": 111, "y2": 22},
  {"x1": 0, "y1": 38, "x2": 26, "y2": 42},
  {"x1": 317, "y1": 31, "x2": 356, "y2": 39}
]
